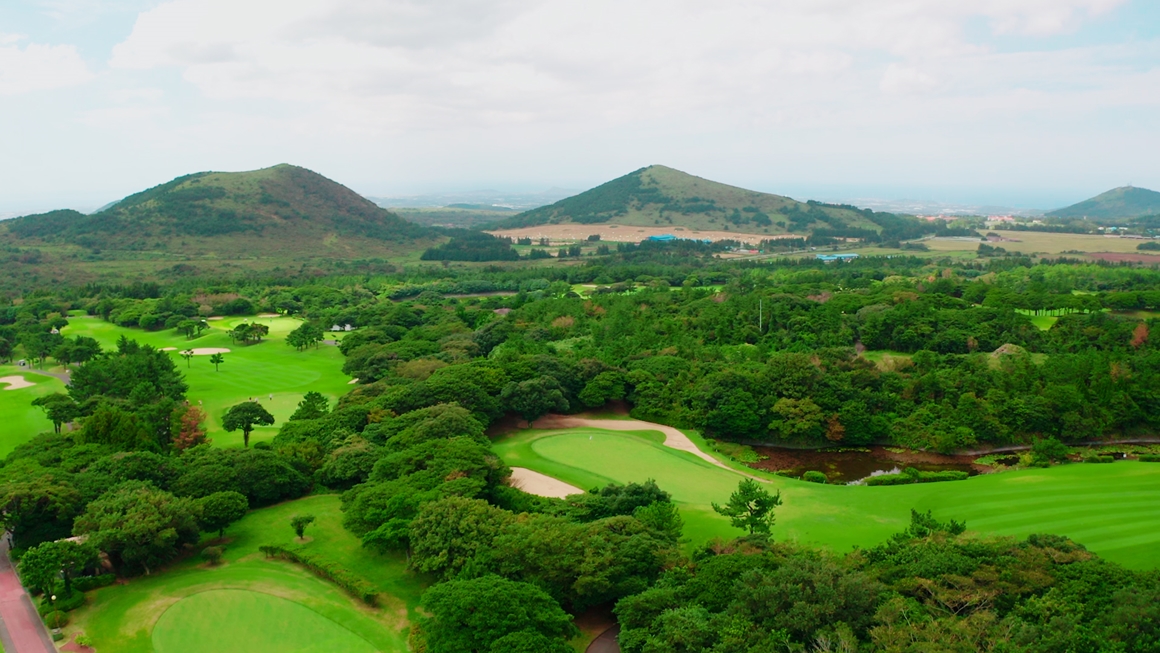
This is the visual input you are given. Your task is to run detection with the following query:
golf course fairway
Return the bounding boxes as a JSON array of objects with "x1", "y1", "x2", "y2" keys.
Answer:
[
  {"x1": 0, "y1": 364, "x2": 66, "y2": 455},
  {"x1": 61, "y1": 316, "x2": 352, "y2": 447},
  {"x1": 153, "y1": 589, "x2": 377, "y2": 653},
  {"x1": 493, "y1": 426, "x2": 1160, "y2": 570}
]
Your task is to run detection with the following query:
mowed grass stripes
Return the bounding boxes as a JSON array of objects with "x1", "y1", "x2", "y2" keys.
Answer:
[{"x1": 494, "y1": 427, "x2": 1160, "y2": 569}]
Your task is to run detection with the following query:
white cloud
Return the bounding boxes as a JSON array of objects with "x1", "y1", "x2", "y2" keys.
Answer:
[{"x1": 0, "y1": 42, "x2": 92, "y2": 95}]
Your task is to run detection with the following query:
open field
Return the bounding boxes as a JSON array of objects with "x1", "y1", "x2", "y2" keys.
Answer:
[
  {"x1": 493, "y1": 426, "x2": 1160, "y2": 569},
  {"x1": 0, "y1": 365, "x2": 65, "y2": 456},
  {"x1": 64, "y1": 494, "x2": 426, "y2": 653},
  {"x1": 489, "y1": 223, "x2": 792, "y2": 245},
  {"x1": 62, "y1": 316, "x2": 352, "y2": 447},
  {"x1": 926, "y1": 233, "x2": 1153, "y2": 255}
]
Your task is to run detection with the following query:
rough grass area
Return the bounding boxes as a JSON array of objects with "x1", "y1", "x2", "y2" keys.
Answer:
[
  {"x1": 925, "y1": 232, "x2": 1149, "y2": 255},
  {"x1": 62, "y1": 316, "x2": 352, "y2": 447},
  {"x1": 492, "y1": 427, "x2": 1160, "y2": 569},
  {"x1": 0, "y1": 364, "x2": 66, "y2": 455},
  {"x1": 63, "y1": 495, "x2": 426, "y2": 653}
]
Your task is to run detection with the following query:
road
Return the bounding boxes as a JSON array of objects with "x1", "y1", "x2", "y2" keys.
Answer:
[{"x1": 0, "y1": 539, "x2": 57, "y2": 653}]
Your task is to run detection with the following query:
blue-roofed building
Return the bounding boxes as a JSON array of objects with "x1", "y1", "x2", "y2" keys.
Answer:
[
  {"x1": 816, "y1": 253, "x2": 859, "y2": 262},
  {"x1": 647, "y1": 234, "x2": 677, "y2": 242}
]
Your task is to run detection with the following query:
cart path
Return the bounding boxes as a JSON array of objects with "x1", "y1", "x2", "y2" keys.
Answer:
[{"x1": 0, "y1": 539, "x2": 56, "y2": 653}]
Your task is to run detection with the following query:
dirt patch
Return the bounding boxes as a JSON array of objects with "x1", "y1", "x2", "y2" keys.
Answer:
[
  {"x1": 62, "y1": 634, "x2": 95, "y2": 652},
  {"x1": 0, "y1": 375, "x2": 34, "y2": 390},
  {"x1": 488, "y1": 223, "x2": 793, "y2": 245},
  {"x1": 1086, "y1": 252, "x2": 1160, "y2": 264},
  {"x1": 510, "y1": 467, "x2": 583, "y2": 498}
]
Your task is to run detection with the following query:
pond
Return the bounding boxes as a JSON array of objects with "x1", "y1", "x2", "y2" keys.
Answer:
[{"x1": 745, "y1": 445, "x2": 994, "y2": 484}]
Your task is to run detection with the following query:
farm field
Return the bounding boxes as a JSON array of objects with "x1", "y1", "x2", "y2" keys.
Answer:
[
  {"x1": 925, "y1": 232, "x2": 1150, "y2": 255},
  {"x1": 489, "y1": 223, "x2": 781, "y2": 245},
  {"x1": 63, "y1": 495, "x2": 426, "y2": 653},
  {"x1": 0, "y1": 365, "x2": 66, "y2": 456},
  {"x1": 62, "y1": 316, "x2": 352, "y2": 447},
  {"x1": 493, "y1": 426, "x2": 1160, "y2": 570}
]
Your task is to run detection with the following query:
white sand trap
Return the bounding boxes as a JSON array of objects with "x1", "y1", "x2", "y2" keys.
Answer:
[
  {"x1": 0, "y1": 376, "x2": 35, "y2": 390},
  {"x1": 510, "y1": 467, "x2": 583, "y2": 498},
  {"x1": 207, "y1": 316, "x2": 225, "y2": 321},
  {"x1": 257, "y1": 313, "x2": 279, "y2": 318},
  {"x1": 187, "y1": 348, "x2": 231, "y2": 355},
  {"x1": 348, "y1": 378, "x2": 359, "y2": 384},
  {"x1": 159, "y1": 347, "x2": 178, "y2": 351}
]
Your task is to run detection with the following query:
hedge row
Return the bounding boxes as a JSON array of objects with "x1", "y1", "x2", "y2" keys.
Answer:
[
  {"x1": 1137, "y1": 454, "x2": 1160, "y2": 462},
  {"x1": 865, "y1": 469, "x2": 969, "y2": 486},
  {"x1": 259, "y1": 545, "x2": 377, "y2": 606},
  {"x1": 72, "y1": 574, "x2": 116, "y2": 592}
]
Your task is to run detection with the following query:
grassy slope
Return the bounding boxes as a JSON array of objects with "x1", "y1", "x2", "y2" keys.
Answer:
[
  {"x1": 0, "y1": 365, "x2": 65, "y2": 456},
  {"x1": 1047, "y1": 186, "x2": 1160, "y2": 220},
  {"x1": 61, "y1": 316, "x2": 353, "y2": 447},
  {"x1": 493, "y1": 427, "x2": 1160, "y2": 570},
  {"x1": 65, "y1": 495, "x2": 427, "y2": 653},
  {"x1": 500, "y1": 165, "x2": 877, "y2": 235}
]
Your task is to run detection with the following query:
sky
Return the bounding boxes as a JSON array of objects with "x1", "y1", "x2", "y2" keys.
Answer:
[{"x1": 1, "y1": 0, "x2": 1159, "y2": 215}]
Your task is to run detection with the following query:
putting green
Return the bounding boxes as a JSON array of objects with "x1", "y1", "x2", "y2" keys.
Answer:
[
  {"x1": 61, "y1": 316, "x2": 352, "y2": 447},
  {"x1": 0, "y1": 365, "x2": 66, "y2": 456},
  {"x1": 153, "y1": 589, "x2": 377, "y2": 653},
  {"x1": 494, "y1": 427, "x2": 1160, "y2": 569}
]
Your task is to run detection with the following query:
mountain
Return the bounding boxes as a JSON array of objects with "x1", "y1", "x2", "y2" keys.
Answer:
[
  {"x1": 1047, "y1": 186, "x2": 1160, "y2": 221},
  {"x1": 0, "y1": 164, "x2": 435, "y2": 256},
  {"x1": 490, "y1": 165, "x2": 881, "y2": 235}
]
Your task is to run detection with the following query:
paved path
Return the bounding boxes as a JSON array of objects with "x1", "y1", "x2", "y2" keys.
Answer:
[
  {"x1": 586, "y1": 626, "x2": 620, "y2": 653},
  {"x1": 0, "y1": 539, "x2": 56, "y2": 653}
]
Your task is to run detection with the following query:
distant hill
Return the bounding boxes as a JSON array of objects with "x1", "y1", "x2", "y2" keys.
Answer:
[
  {"x1": 1048, "y1": 186, "x2": 1160, "y2": 221},
  {"x1": 0, "y1": 164, "x2": 436, "y2": 260},
  {"x1": 490, "y1": 165, "x2": 881, "y2": 235}
]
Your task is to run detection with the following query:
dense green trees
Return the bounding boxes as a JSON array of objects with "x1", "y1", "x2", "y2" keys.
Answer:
[
  {"x1": 222, "y1": 401, "x2": 275, "y2": 447},
  {"x1": 198, "y1": 491, "x2": 248, "y2": 538},
  {"x1": 712, "y1": 480, "x2": 781, "y2": 535},
  {"x1": 72, "y1": 481, "x2": 201, "y2": 574},
  {"x1": 420, "y1": 575, "x2": 578, "y2": 653}
]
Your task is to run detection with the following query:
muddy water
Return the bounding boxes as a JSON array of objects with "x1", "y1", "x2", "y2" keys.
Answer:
[{"x1": 746, "y1": 445, "x2": 994, "y2": 484}]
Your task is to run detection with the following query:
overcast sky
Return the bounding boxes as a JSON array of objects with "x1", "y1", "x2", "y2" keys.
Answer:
[{"x1": 2, "y1": 0, "x2": 1158, "y2": 215}]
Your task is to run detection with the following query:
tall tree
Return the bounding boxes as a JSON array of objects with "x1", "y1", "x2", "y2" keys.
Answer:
[
  {"x1": 222, "y1": 402, "x2": 275, "y2": 447},
  {"x1": 209, "y1": 353, "x2": 224, "y2": 372},
  {"x1": 712, "y1": 479, "x2": 782, "y2": 535},
  {"x1": 31, "y1": 393, "x2": 79, "y2": 434},
  {"x1": 198, "y1": 491, "x2": 249, "y2": 538},
  {"x1": 421, "y1": 575, "x2": 578, "y2": 653},
  {"x1": 289, "y1": 391, "x2": 329, "y2": 421},
  {"x1": 72, "y1": 481, "x2": 201, "y2": 575}
]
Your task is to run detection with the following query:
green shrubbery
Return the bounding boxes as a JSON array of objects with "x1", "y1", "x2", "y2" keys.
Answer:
[
  {"x1": 865, "y1": 468, "x2": 969, "y2": 486},
  {"x1": 1139, "y1": 454, "x2": 1160, "y2": 462},
  {"x1": 38, "y1": 589, "x2": 85, "y2": 615},
  {"x1": 802, "y1": 471, "x2": 827, "y2": 484},
  {"x1": 71, "y1": 574, "x2": 115, "y2": 592},
  {"x1": 1085, "y1": 454, "x2": 1115, "y2": 464},
  {"x1": 259, "y1": 546, "x2": 377, "y2": 606},
  {"x1": 44, "y1": 611, "x2": 69, "y2": 628}
]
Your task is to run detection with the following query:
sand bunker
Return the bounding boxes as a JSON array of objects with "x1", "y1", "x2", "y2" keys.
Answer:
[
  {"x1": 510, "y1": 467, "x2": 583, "y2": 498},
  {"x1": 257, "y1": 313, "x2": 279, "y2": 318},
  {"x1": 186, "y1": 348, "x2": 231, "y2": 355},
  {"x1": 159, "y1": 347, "x2": 178, "y2": 351},
  {"x1": 348, "y1": 378, "x2": 359, "y2": 384},
  {"x1": 0, "y1": 376, "x2": 35, "y2": 390}
]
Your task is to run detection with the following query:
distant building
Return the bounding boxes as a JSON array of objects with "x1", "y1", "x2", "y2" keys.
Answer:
[
  {"x1": 647, "y1": 234, "x2": 677, "y2": 242},
  {"x1": 331, "y1": 325, "x2": 343, "y2": 331},
  {"x1": 344, "y1": 324, "x2": 353, "y2": 331}
]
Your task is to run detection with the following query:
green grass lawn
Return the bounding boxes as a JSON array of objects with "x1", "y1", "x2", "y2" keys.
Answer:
[
  {"x1": 62, "y1": 316, "x2": 353, "y2": 447},
  {"x1": 64, "y1": 494, "x2": 427, "y2": 653},
  {"x1": 0, "y1": 365, "x2": 66, "y2": 456},
  {"x1": 493, "y1": 427, "x2": 1160, "y2": 570}
]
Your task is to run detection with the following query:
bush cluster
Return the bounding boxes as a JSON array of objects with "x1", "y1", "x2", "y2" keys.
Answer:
[
  {"x1": 864, "y1": 468, "x2": 969, "y2": 486},
  {"x1": 71, "y1": 574, "x2": 116, "y2": 592},
  {"x1": 259, "y1": 545, "x2": 377, "y2": 606}
]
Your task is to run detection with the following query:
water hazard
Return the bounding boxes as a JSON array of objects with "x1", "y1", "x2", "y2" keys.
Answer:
[{"x1": 745, "y1": 445, "x2": 993, "y2": 484}]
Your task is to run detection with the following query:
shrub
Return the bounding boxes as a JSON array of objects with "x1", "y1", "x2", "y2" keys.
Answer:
[
  {"x1": 72, "y1": 574, "x2": 115, "y2": 592},
  {"x1": 75, "y1": 634, "x2": 94, "y2": 646},
  {"x1": 201, "y1": 546, "x2": 224, "y2": 565},
  {"x1": 39, "y1": 589, "x2": 84, "y2": 614},
  {"x1": 259, "y1": 546, "x2": 377, "y2": 606},
  {"x1": 802, "y1": 471, "x2": 827, "y2": 484},
  {"x1": 44, "y1": 610, "x2": 68, "y2": 628},
  {"x1": 865, "y1": 469, "x2": 969, "y2": 486},
  {"x1": 1084, "y1": 455, "x2": 1114, "y2": 464},
  {"x1": 1139, "y1": 454, "x2": 1160, "y2": 462}
]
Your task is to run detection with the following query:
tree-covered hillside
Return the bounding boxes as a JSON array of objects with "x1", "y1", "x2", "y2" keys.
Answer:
[
  {"x1": 1, "y1": 164, "x2": 435, "y2": 252},
  {"x1": 492, "y1": 165, "x2": 888, "y2": 235},
  {"x1": 1048, "y1": 185, "x2": 1160, "y2": 221}
]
